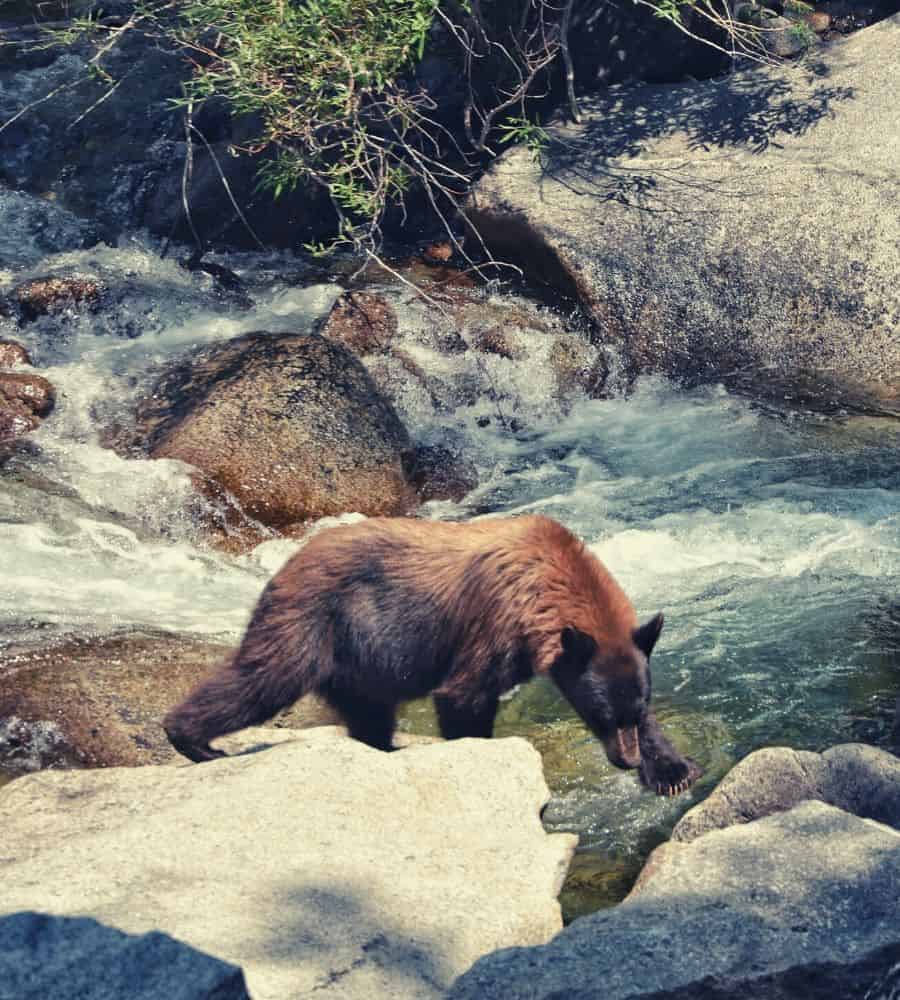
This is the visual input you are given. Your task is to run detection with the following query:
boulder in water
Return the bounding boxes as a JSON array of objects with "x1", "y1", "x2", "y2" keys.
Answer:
[
  {"x1": 0, "y1": 371, "x2": 55, "y2": 442},
  {"x1": 10, "y1": 275, "x2": 104, "y2": 323},
  {"x1": 0, "y1": 341, "x2": 32, "y2": 368},
  {"x1": 467, "y1": 16, "x2": 900, "y2": 415},
  {"x1": 450, "y1": 747, "x2": 900, "y2": 1000},
  {"x1": 0, "y1": 631, "x2": 337, "y2": 778},
  {"x1": 670, "y1": 742, "x2": 900, "y2": 842},
  {"x1": 318, "y1": 289, "x2": 398, "y2": 356},
  {"x1": 136, "y1": 331, "x2": 418, "y2": 527}
]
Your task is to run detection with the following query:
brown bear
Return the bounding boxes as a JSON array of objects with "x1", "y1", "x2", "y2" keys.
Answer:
[{"x1": 163, "y1": 515, "x2": 701, "y2": 796}]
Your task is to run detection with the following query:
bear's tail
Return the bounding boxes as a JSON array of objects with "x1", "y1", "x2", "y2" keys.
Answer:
[{"x1": 163, "y1": 651, "x2": 314, "y2": 763}]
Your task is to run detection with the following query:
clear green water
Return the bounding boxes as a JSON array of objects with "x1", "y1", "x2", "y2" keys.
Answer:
[{"x1": 401, "y1": 383, "x2": 900, "y2": 918}]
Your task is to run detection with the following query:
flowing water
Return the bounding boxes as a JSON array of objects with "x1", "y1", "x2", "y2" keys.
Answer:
[{"x1": 1, "y1": 218, "x2": 899, "y2": 918}]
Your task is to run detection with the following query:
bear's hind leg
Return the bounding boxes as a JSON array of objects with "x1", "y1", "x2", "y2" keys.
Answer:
[
  {"x1": 164, "y1": 655, "x2": 313, "y2": 763},
  {"x1": 434, "y1": 694, "x2": 499, "y2": 740},
  {"x1": 326, "y1": 687, "x2": 397, "y2": 751}
]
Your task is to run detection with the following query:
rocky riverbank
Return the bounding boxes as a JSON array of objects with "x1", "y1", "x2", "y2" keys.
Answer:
[{"x1": 467, "y1": 15, "x2": 900, "y2": 416}]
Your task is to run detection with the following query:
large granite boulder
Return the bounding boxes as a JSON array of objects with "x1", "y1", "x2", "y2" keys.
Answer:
[
  {"x1": 135, "y1": 332, "x2": 419, "y2": 528},
  {"x1": 450, "y1": 741, "x2": 900, "y2": 999},
  {"x1": 0, "y1": 912, "x2": 249, "y2": 1000},
  {"x1": 0, "y1": 728, "x2": 577, "y2": 1000},
  {"x1": 451, "y1": 800, "x2": 900, "y2": 999},
  {"x1": 467, "y1": 15, "x2": 900, "y2": 415}
]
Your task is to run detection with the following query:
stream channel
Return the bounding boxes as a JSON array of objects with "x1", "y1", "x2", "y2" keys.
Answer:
[{"x1": 1, "y1": 220, "x2": 899, "y2": 920}]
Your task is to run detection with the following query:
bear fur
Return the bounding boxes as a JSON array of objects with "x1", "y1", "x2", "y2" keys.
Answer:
[{"x1": 163, "y1": 515, "x2": 701, "y2": 796}]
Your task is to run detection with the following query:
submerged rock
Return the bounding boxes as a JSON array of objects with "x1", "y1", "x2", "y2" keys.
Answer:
[
  {"x1": 467, "y1": 15, "x2": 900, "y2": 415},
  {"x1": 0, "y1": 912, "x2": 250, "y2": 1000},
  {"x1": 0, "y1": 371, "x2": 55, "y2": 442},
  {"x1": 0, "y1": 727, "x2": 577, "y2": 1000},
  {"x1": 451, "y1": 793, "x2": 900, "y2": 999},
  {"x1": 136, "y1": 331, "x2": 418, "y2": 527},
  {"x1": 0, "y1": 631, "x2": 337, "y2": 777}
]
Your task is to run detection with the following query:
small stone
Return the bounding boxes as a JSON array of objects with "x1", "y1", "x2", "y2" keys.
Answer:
[
  {"x1": 405, "y1": 444, "x2": 479, "y2": 503},
  {"x1": 805, "y1": 9, "x2": 831, "y2": 30},
  {"x1": 13, "y1": 275, "x2": 103, "y2": 322},
  {"x1": 473, "y1": 327, "x2": 526, "y2": 361},
  {"x1": 0, "y1": 371, "x2": 55, "y2": 418},
  {"x1": 421, "y1": 241, "x2": 454, "y2": 263},
  {"x1": 318, "y1": 290, "x2": 397, "y2": 356},
  {"x1": 0, "y1": 340, "x2": 31, "y2": 368}
]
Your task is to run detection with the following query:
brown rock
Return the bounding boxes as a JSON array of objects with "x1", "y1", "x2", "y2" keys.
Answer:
[
  {"x1": 474, "y1": 327, "x2": 526, "y2": 361},
  {"x1": 12, "y1": 275, "x2": 103, "y2": 322},
  {"x1": 0, "y1": 631, "x2": 339, "y2": 778},
  {"x1": 0, "y1": 372, "x2": 55, "y2": 418},
  {"x1": 421, "y1": 241, "x2": 454, "y2": 263},
  {"x1": 0, "y1": 340, "x2": 31, "y2": 368},
  {"x1": 137, "y1": 331, "x2": 418, "y2": 528},
  {"x1": 549, "y1": 334, "x2": 608, "y2": 398},
  {"x1": 0, "y1": 371, "x2": 55, "y2": 442},
  {"x1": 318, "y1": 290, "x2": 398, "y2": 356},
  {"x1": 405, "y1": 444, "x2": 479, "y2": 503},
  {"x1": 805, "y1": 9, "x2": 832, "y2": 30}
]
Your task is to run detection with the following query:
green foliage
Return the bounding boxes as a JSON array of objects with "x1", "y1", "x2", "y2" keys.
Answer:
[
  {"x1": 498, "y1": 116, "x2": 551, "y2": 161},
  {"x1": 32, "y1": 0, "x2": 760, "y2": 256}
]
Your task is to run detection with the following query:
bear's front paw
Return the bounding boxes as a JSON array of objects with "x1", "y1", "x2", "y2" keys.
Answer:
[{"x1": 639, "y1": 753, "x2": 702, "y2": 798}]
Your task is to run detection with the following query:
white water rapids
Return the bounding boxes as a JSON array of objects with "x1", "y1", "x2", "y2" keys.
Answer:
[{"x1": 1, "y1": 231, "x2": 898, "y2": 914}]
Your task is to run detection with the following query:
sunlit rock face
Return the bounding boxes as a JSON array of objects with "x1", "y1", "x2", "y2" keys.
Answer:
[
  {"x1": 0, "y1": 728, "x2": 576, "y2": 1000},
  {"x1": 468, "y1": 15, "x2": 900, "y2": 416},
  {"x1": 450, "y1": 748, "x2": 900, "y2": 1000}
]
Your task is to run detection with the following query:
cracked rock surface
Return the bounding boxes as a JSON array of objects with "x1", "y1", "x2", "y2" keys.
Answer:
[{"x1": 0, "y1": 727, "x2": 576, "y2": 1000}]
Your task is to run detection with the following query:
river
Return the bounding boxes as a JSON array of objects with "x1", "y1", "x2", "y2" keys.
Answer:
[{"x1": 1, "y1": 226, "x2": 898, "y2": 918}]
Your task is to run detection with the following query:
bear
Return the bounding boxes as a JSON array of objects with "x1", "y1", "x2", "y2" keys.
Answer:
[{"x1": 163, "y1": 514, "x2": 702, "y2": 796}]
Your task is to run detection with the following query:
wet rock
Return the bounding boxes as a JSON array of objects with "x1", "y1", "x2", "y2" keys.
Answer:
[
  {"x1": 318, "y1": 290, "x2": 398, "y2": 356},
  {"x1": 136, "y1": 332, "x2": 418, "y2": 527},
  {"x1": 0, "y1": 912, "x2": 250, "y2": 1000},
  {"x1": 0, "y1": 727, "x2": 577, "y2": 1000},
  {"x1": 549, "y1": 334, "x2": 608, "y2": 398},
  {"x1": 473, "y1": 327, "x2": 526, "y2": 361},
  {"x1": 670, "y1": 742, "x2": 900, "y2": 843},
  {"x1": 450, "y1": 800, "x2": 900, "y2": 1000},
  {"x1": 0, "y1": 189, "x2": 99, "y2": 268},
  {"x1": 11, "y1": 275, "x2": 104, "y2": 323},
  {"x1": 405, "y1": 444, "x2": 479, "y2": 503},
  {"x1": 0, "y1": 341, "x2": 31, "y2": 368},
  {"x1": 0, "y1": 630, "x2": 339, "y2": 778},
  {"x1": 467, "y1": 15, "x2": 900, "y2": 415},
  {"x1": 0, "y1": 371, "x2": 55, "y2": 442},
  {"x1": 0, "y1": 33, "x2": 327, "y2": 249}
]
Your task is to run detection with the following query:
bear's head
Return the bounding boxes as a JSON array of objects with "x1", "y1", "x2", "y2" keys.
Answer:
[{"x1": 553, "y1": 612, "x2": 664, "y2": 770}]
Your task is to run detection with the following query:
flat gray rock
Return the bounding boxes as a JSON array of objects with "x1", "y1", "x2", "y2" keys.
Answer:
[
  {"x1": 450, "y1": 800, "x2": 900, "y2": 999},
  {"x1": 468, "y1": 16, "x2": 900, "y2": 414},
  {"x1": 0, "y1": 911, "x2": 249, "y2": 1000},
  {"x1": 0, "y1": 727, "x2": 576, "y2": 1000}
]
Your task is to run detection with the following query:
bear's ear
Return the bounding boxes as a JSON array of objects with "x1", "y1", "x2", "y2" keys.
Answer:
[
  {"x1": 633, "y1": 613, "x2": 664, "y2": 658},
  {"x1": 561, "y1": 626, "x2": 597, "y2": 668}
]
